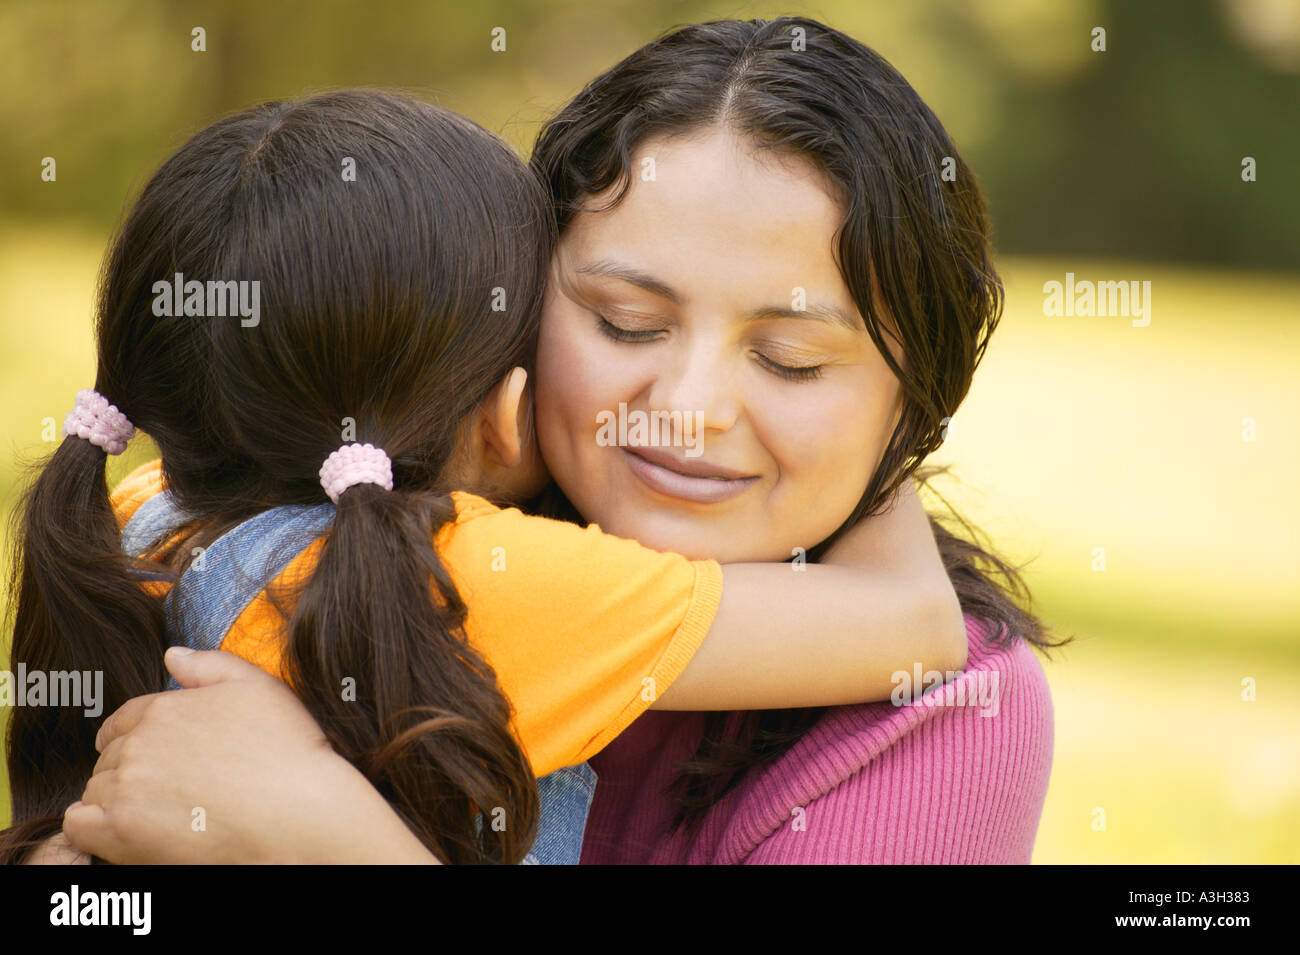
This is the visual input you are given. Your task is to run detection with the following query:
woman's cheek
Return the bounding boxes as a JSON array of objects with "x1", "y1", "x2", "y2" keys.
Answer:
[
  {"x1": 764, "y1": 386, "x2": 878, "y2": 505},
  {"x1": 751, "y1": 380, "x2": 855, "y2": 469},
  {"x1": 535, "y1": 328, "x2": 588, "y2": 475}
]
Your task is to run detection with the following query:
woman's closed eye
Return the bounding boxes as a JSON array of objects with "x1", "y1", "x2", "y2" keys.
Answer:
[
  {"x1": 751, "y1": 339, "x2": 829, "y2": 382},
  {"x1": 754, "y1": 352, "x2": 824, "y2": 382},
  {"x1": 594, "y1": 311, "x2": 666, "y2": 343},
  {"x1": 596, "y1": 310, "x2": 828, "y2": 381}
]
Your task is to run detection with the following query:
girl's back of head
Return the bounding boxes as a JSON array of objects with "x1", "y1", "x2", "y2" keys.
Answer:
[{"x1": 4, "y1": 89, "x2": 552, "y2": 863}]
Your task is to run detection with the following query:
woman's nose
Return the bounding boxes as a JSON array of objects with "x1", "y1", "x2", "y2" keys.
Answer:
[{"x1": 647, "y1": 340, "x2": 741, "y2": 437}]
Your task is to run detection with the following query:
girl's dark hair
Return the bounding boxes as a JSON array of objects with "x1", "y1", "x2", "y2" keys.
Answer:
[
  {"x1": 3, "y1": 89, "x2": 551, "y2": 863},
  {"x1": 529, "y1": 17, "x2": 1068, "y2": 830}
]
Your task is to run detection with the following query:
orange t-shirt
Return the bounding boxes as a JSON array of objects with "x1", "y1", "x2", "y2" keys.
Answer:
[{"x1": 111, "y1": 460, "x2": 723, "y2": 777}]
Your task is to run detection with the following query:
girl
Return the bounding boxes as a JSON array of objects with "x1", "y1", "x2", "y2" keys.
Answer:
[{"x1": 4, "y1": 88, "x2": 965, "y2": 864}]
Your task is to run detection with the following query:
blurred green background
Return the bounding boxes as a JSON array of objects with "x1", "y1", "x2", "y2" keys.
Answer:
[{"x1": 2, "y1": 0, "x2": 1297, "y2": 862}]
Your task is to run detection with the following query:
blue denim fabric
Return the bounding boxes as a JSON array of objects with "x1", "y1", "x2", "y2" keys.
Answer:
[
  {"x1": 120, "y1": 488, "x2": 594, "y2": 864},
  {"x1": 523, "y1": 762, "x2": 597, "y2": 865}
]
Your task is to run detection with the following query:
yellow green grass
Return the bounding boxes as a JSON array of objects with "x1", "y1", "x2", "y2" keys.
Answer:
[{"x1": 2, "y1": 222, "x2": 1297, "y2": 861}]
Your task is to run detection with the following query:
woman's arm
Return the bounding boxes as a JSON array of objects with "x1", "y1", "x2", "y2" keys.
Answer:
[
  {"x1": 651, "y1": 477, "x2": 966, "y2": 710},
  {"x1": 62, "y1": 648, "x2": 440, "y2": 865}
]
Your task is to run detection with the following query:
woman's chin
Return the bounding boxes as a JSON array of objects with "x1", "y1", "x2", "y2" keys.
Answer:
[{"x1": 595, "y1": 513, "x2": 785, "y2": 564}]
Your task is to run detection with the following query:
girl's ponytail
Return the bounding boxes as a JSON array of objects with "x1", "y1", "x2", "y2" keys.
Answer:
[
  {"x1": 286, "y1": 467, "x2": 537, "y2": 865},
  {"x1": 1, "y1": 397, "x2": 168, "y2": 863}
]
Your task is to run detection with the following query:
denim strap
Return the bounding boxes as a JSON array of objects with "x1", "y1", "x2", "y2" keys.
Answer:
[
  {"x1": 163, "y1": 504, "x2": 335, "y2": 672},
  {"x1": 121, "y1": 489, "x2": 192, "y2": 558}
]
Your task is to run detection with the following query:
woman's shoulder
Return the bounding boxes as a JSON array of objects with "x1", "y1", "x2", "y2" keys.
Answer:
[
  {"x1": 715, "y1": 615, "x2": 1056, "y2": 862},
  {"x1": 820, "y1": 613, "x2": 1051, "y2": 747},
  {"x1": 754, "y1": 614, "x2": 1054, "y2": 797}
]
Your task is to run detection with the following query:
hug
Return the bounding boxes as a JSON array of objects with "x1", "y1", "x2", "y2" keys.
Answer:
[{"x1": 4, "y1": 16, "x2": 1059, "y2": 865}]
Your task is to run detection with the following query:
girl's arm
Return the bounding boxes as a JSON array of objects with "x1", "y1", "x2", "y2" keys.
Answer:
[
  {"x1": 61, "y1": 482, "x2": 958, "y2": 866},
  {"x1": 650, "y1": 477, "x2": 966, "y2": 710}
]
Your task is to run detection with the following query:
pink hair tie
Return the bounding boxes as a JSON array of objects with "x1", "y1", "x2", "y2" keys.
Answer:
[
  {"x1": 319, "y1": 443, "x2": 394, "y2": 503},
  {"x1": 64, "y1": 388, "x2": 135, "y2": 455}
]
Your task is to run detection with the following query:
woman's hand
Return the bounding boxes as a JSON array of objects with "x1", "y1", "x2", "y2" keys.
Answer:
[{"x1": 62, "y1": 647, "x2": 441, "y2": 864}]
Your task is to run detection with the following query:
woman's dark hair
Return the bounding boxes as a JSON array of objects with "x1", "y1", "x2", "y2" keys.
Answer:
[
  {"x1": 529, "y1": 16, "x2": 1068, "y2": 830},
  {"x1": 2, "y1": 89, "x2": 551, "y2": 863}
]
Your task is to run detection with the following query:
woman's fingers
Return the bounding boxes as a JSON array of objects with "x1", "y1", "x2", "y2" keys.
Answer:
[
  {"x1": 93, "y1": 692, "x2": 167, "y2": 753},
  {"x1": 90, "y1": 731, "x2": 127, "y2": 775},
  {"x1": 77, "y1": 765, "x2": 121, "y2": 812},
  {"x1": 62, "y1": 800, "x2": 117, "y2": 861},
  {"x1": 94, "y1": 650, "x2": 276, "y2": 753},
  {"x1": 164, "y1": 647, "x2": 277, "y2": 689}
]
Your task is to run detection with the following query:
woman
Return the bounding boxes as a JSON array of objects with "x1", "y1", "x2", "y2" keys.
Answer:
[
  {"x1": 528, "y1": 17, "x2": 1058, "y2": 863},
  {"x1": 57, "y1": 16, "x2": 1059, "y2": 864}
]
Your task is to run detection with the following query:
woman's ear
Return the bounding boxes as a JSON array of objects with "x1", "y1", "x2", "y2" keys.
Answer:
[{"x1": 480, "y1": 367, "x2": 530, "y2": 469}]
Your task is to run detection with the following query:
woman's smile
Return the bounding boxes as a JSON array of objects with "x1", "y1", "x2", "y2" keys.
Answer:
[{"x1": 621, "y1": 445, "x2": 760, "y2": 504}]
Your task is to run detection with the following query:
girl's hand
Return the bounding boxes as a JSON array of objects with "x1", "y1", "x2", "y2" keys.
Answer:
[
  {"x1": 822, "y1": 476, "x2": 968, "y2": 666},
  {"x1": 62, "y1": 648, "x2": 440, "y2": 864},
  {"x1": 822, "y1": 477, "x2": 938, "y2": 571}
]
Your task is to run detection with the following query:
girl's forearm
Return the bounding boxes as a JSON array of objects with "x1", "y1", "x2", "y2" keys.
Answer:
[{"x1": 651, "y1": 478, "x2": 966, "y2": 711}]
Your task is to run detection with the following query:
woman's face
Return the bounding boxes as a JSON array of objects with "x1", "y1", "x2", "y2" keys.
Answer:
[{"x1": 534, "y1": 126, "x2": 904, "y2": 562}]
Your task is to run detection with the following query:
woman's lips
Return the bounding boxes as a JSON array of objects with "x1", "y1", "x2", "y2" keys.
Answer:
[{"x1": 621, "y1": 447, "x2": 759, "y2": 504}]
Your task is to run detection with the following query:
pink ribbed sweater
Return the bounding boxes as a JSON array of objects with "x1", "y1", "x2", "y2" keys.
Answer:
[{"x1": 580, "y1": 615, "x2": 1054, "y2": 864}]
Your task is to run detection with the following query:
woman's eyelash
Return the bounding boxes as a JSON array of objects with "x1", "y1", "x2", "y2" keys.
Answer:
[
  {"x1": 595, "y1": 314, "x2": 661, "y2": 342},
  {"x1": 757, "y1": 353, "x2": 825, "y2": 382},
  {"x1": 596, "y1": 312, "x2": 823, "y2": 381}
]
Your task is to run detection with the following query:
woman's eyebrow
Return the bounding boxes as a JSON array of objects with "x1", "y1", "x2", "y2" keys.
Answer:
[
  {"x1": 744, "y1": 303, "x2": 861, "y2": 332},
  {"x1": 574, "y1": 259, "x2": 682, "y2": 304}
]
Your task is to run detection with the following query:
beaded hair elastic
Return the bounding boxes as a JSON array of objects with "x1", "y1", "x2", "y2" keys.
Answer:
[
  {"x1": 318, "y1": 443, "x2": 394, "y2": 503},
  {"x1": 64, "y1": 391, "x2": 393, "y2": 503},
  {"x1": 64, "y1": 389, "x2": 135, "y2": 455}
]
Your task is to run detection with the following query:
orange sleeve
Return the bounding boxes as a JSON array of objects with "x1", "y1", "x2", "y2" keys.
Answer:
[
  {"x1": 439, "y1": 493, "x2": 723, "y2": 777},
  {"x1": 212, "y1": 491, "x2": 721, "y2": 779}
]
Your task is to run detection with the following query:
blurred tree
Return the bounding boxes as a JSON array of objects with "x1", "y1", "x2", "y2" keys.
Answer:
[{"x1": 1, "y1": 0, "x2": 1295, "y2": 269}]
